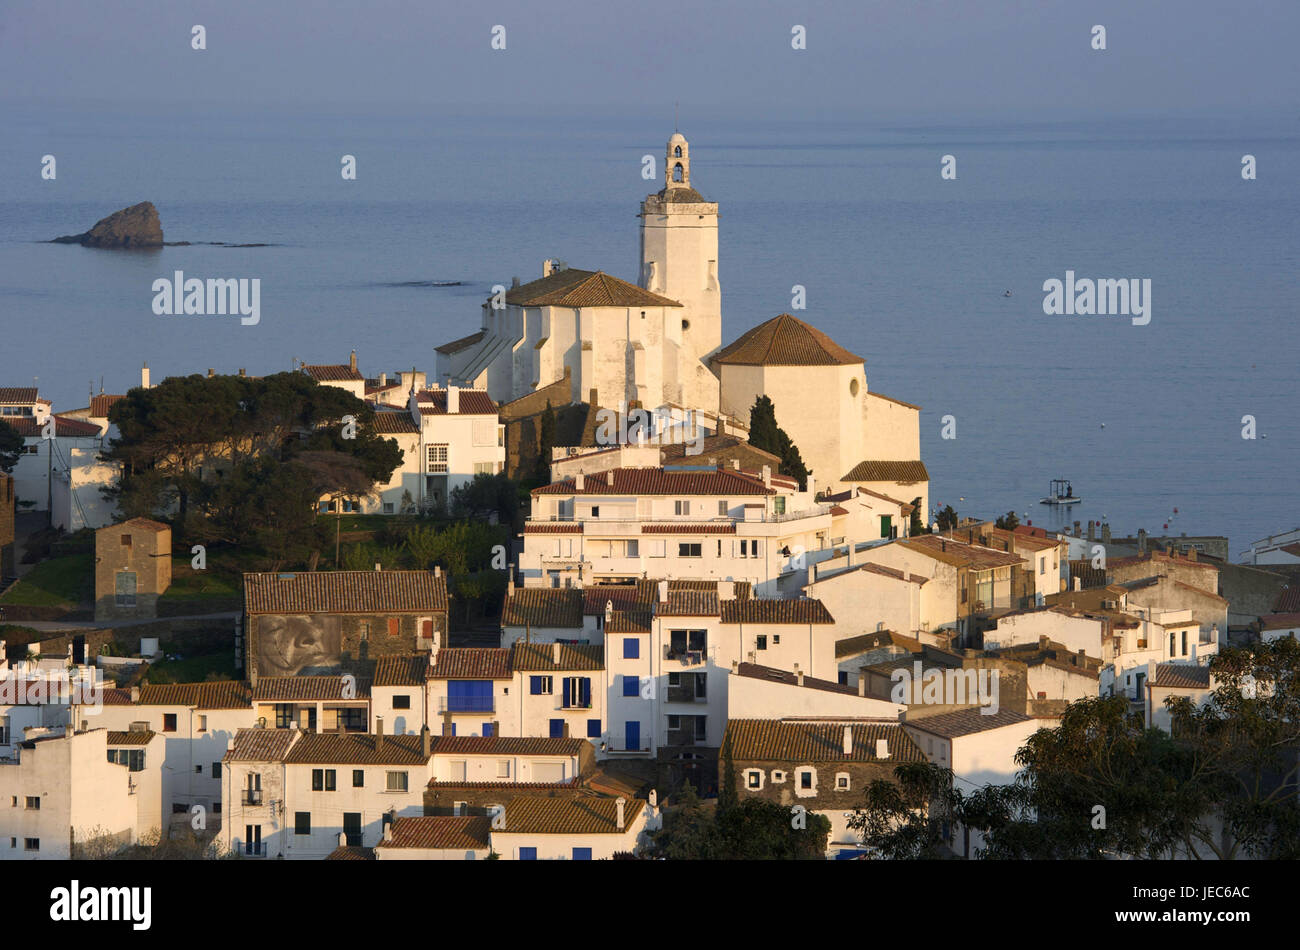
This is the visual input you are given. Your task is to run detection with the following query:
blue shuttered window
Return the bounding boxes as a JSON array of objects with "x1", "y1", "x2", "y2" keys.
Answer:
[
  {"x1": 622, "y1": 675, "x2": 640, "y2": 697},
  {"x1": 623, "y1": 638, "x2": 639, "y2": 659},
  {"x1": 572, "y1": 848, "x2": 592, "y2": 860},
  {"x1": 520, "y1": 847, "x2": 537, "y2": 860},
  {"x1": 549, "y1": 719, "x2": 564, "y2": 738},
  {"x1": 448, "y1": 680, "x2": 493, "y2": 712},
  {"x1": 587, "y1": 719, "x2": 601, "y2": 738}
]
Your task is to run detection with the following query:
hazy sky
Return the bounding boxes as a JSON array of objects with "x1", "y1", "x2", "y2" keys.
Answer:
[{"x1": 2, "y1": 0, "x2": 1296, "y2": 119}]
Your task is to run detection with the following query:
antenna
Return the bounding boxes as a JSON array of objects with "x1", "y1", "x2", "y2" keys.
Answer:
[{"x1": 674, "y1": 101, "x2": 679, "y2": 132}]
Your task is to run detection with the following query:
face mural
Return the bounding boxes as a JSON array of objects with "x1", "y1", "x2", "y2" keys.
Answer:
[{"x1": 255, "y1": 614, "x2": 343, "y2": 676}]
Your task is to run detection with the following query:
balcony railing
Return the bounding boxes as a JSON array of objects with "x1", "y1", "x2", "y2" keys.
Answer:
[
  {"x1": 242, "y1": 790, "x2": 263, "y2": 806},
  {"x1": 665, "y1": 730, "x2": 706, "y2": 747},
  {"x1": 243, "y1": 843, "x2": 266, "y2": 857},
  {"x1": 665, "y1": 646, "x2": 706, "y2": 666},
  {"x1": 666, "y1": 685, "x2": 707, "y2": 704},
  {"x1": 438, "y1": 697, "x2": 495, "y2": 714}
]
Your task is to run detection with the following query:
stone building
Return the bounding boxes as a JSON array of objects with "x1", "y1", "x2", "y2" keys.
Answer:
[
  {"x1": 93, "y1": 517, "x2": 172, "y2": 622},
  {"x1": 241, "y1": 569, "x2": 450, "y2": 684}
]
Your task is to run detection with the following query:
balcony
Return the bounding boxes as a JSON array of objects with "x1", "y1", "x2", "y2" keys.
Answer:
[
  {"x1": 664, "y1": 646, "x2": 706, "y2": 666},
  {"x1": 666, "y1": 685, "x2": 707, "y2": 704},
  {"x1": 243, "y1": 843, "x2": 266, "y2": 857},
  {"x1": 665, "y1": 730, "x2": 706, "y2": 747},
  {"x1": 438, "y1": 697, "x2": 495, "y2": 714},
  {"x1": 242, "y1": 790, "x2": 263, "y2": 806}
]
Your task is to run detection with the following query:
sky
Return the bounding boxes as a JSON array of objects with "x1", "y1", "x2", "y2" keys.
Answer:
[{"x1": 2, "y1": 0, "x2": 1297, "y2": 120}]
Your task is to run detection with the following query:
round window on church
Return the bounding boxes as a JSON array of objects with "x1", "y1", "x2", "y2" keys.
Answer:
[
  {"x1": 682, "y1": 319, "x2": 690, "y2": 331},
  {"x1": 849, "y1": 377, "x2": 860, "y2": 396}
]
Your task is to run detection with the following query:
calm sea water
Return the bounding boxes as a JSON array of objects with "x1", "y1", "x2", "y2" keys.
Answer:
[{"x1": 1, "y1": 104, "x2": 1296, "y2": 555}]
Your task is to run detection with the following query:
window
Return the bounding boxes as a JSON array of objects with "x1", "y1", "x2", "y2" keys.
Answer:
[
  {"x1": 353, "y1": 770, "x2": 364, "y2": 788},
  {"x1": 275, "y1": 704, "x2": 293, "y2": 728},
  {"x1": 756, "y1": 635, "x2": 767, "y2": 651},
  {"x1": 393, "y1": 695, "x2": 411, "y2": 710},
  {"x1": 836, "y1": 774, "x2": 851, "y2": 791},
  {"x1": 839, "y1": 671, "x2": 848, "y2": 686},
  {"x1": 387, "y1": 617, "x2": 400, "y2": 638},
  {"x1": 674, "y1": 500, "x2": 691, "y2": 516},
  {"x1": 718, "y1": 500, "x2": 728, "y2": 516},
  {"x1": 587, "y1": 719, "x2": 601, "y2": 738},
  {"x1": 497, "y1": 760, "x2": 510, "y2": 778},
  {"x1": 453, "y1": 801, "x2": 467, "y2": 816},
  {"x1": 880, "y1": 515, "x2": 892, "y2": 539},
  {"x1": 572, "y1": 847, "x2": 592, "y2": 861},
  {"x1": 196, "y1": 764, "x2": 204, "y2": 774},
  {"x1": 295, "y1": 812, "x2": 311, "y2": 835},
  {"x1": 360, "y1": 622, "x2": 369, "y2": 640},
  {"x1": 121, "y1": 534, "x2": 132, "y2": 547},
  {"x1": 198, "y1": 715, "x2": 207, "y2": 732},
  {"x1": 562, "y1": 677, "x2": 592, "y2": 709},
  {"x1": 773, "y1": 497, "x2": 786, "y2": 515},
  {"x1": 383, "y1": 502, "x2": 394, "y2": 514},
  {"x1": 549, "y1": 719, "x2": 564, "y2": 738},
  {"x1": 519, "y1": 847, "x2": 537, "y2": 860},
  {"x1": 474, "y1": 462, "x2": 495, "y2": 475},
  {"x1": 483, "y1": 722, "x2": 495, "y2": 737},
  {"x1": 622, "y1": 675, "x2": 641, "y2": 697},
  {"x1": 115, "y1": 571, "x2": 137, "y2": 607},
  {"x1": 212, "y1": 762, "x2": 221, "y2": 778},
  {"x1": 162, "y1": 714, "x2": 177, "y2": 732},
  {"x1": 739, "y1": 540, "x2": 747, "y2": 557},
  {"x1": 447, "y1": 680, "x2": 494, "y2": 712},
  {"x1": 678, "y1": 543, "x2": 702, "y2": 558},
  {"x1": 530, "y1": 675, "x2": 553, "y2": 695},
  {"x1": 590, "y1": 506, "x2": 600, "y2": 519},
  {"x1": 426, "y1": 444, "x2": 449, "y2": 473},
  {"x1": 623, "y1": 638, "x2": 640, "y2": 659},
  {"x1": 625, "y1": 539, "x2": 638, "y2": 557},
  {"x1": 312, "y1": 769, "x2": 336, "y2": 791},
  {"x1": 24, "y1": 796, "x2": 39, "y2": 810},
  {"x1": 1039, "y1": 558, "x2": 1046, "y2": 575},
  {"x1": 343, "y1": 813, "x2": 361, "y2": 847},
  {"x1": 1169, "y1": 633, "x2": 1176, "y2": 656},
  {"x1": 24, "y1": 838, "x2": 38, "y2": 852},
  {"x1": 1182, "y1": 630, "x2": 1188, "y2": 656},
  {"x1": 746, "y1": 770, "x2": 762, "y2": 790},
  {"x1": 772, "y1": 771, "x2": 786, "y2": 783},
  {"x1": 800, "y1": 770, "x2": 814, "y2": 789},
  {"x1": 386, "y1": 771, "x2": 409, "y2": 792}
]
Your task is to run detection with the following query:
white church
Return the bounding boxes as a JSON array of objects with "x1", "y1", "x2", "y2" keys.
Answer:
[{"x1": 436, "y1": 132, "x2": 928, "y2": 510}]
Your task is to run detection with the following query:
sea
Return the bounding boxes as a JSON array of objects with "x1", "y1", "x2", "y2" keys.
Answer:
[{"x1": 1, "y1": 103, "x2": 1297, "y2": 557}]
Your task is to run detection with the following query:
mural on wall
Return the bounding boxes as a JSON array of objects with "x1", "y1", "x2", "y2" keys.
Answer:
[{"x1": 254, "y1": 614, "x2": 343, "y2": 676}]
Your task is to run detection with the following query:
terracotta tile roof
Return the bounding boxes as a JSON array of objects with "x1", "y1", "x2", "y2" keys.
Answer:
[
  {"x1": 842, "y1": 460, "x2": 930, "y2": 483},
  {"x1": 1260, "y1": 612, "x2": 1300, "y2": 631},
  {"x1": 302, "y1": 364, "x2": 363, "y2": 382},
  {"x1": 415, "y1": 389, "x2": 498, "y2": 415},
  {"x1": 435, "y1": 330, "x2": 487, "y2": 355},
  {"x1": 734, "y1": 662, "x2": 859, "y2": 696},
  {"x1": 497, "y1": 796, "x2": 644, "y2": 835},
  {"x1": 1274, "y1": 585, "x2": 1300, "y2": 613},
  {"x1": 7, "y1": 416, "x2": 103, "y2": 438},
  {"x1": 502, "y1": 588, "x2": 584, "y2": 629},
  {"x1": 899, "y1": 535, "x2": 1025, "y2": 570},
  {"x1": 428, "y1": 648, "x2": 511, "y2": 680},
  {"x1": 829, "y1": 506, "x2": 849, "y2": 515},
  {"x1": 505, "y1": 268, "x2": 681, "y2": 309},
  {"x1": 864, "y1": 390, "x2": 922, "y2": 411},
  {"x1": 431, "y1": 735, "x2": 586, "y2": 757},
  {"x1": 523, "y1": 522, "x2": 583, "y2": 534},
  {"x1": 659, "y1": 435, "x2": 781, "y2": 466},
  {"x1": 711, "y1": 313, "x2": 863, "y2": 367},
  {"x1": 284, "y1": 731, "x2": 431, "y2": 765},
  {"x1": 426, "y1": 778, "x2": 581, "y2": 789},
  {"x1": 905, "y1": 708, "x2": 1033, "y2": 738},
  {"x1": 90, "y1": 394, "x2": 125, "y2": 417},
  {"x1": 582, "y1": 583, "x2": 655, "y2": 615},
  {"x1": 845, "y1": 562, "x2": 929, "y2": 586},
  {"x1": 101, "y1": 688, "x2": 133, "y2": 705},
  {"x1": 835, "y1": 630, "x2": 923, "y2": 657},
  {"x1": 641, "y1": 523, "x2": 736, "y2": 534},
  {"x1": 1150, "y1": 663, "x2": 1211, "y2": 689},
  {"x1": 377, "y1": 816, "x2": 490, "y2": 851},
  {"x1": 370, "y1": 411, "x2": 420, "y2": 434},
  {"x1": 533, "y1": 467, "x2": 773, "y2": 497},
  {"x1": 511, "y1": 642, "x2": 603, "y2": 671},
  {"x1": 137, "y1": 682, "x2": 252, "y2": 709},
  {"x1": 244, "y1": 570, "x2": 449, "y2": 614},
  {"x1": 606, "y1": 610, "x2": 652, "y2": 634},
  {"x1": 224, "y1": 727, "x2": 300, "y2": 762},
  {"x1": 106, "y1": 730, "x2": 155, "y2": 746},
  {"x1": 251, "y1": 676, "x2": 369, "y2": 702},
  {"x1": 373, "y1": 654, "x2": 431, "y2": 687},
  {"x1": 108, "y1": 516, "x2": 170, "y2": 534},
  {"x1": 326, "y1": 846, "x2": 375, "y2": 860},
  {"x1": 721, "y1": 598, "x2": 834, "y2": 625},
  {"x1": 658, "y1": 589, "x2": 719, "y2": 617},
  {"x1": 0, "y1": 388, "x2": 38, "y2": 404},
  {"x1": 724, "y1": 719, "x2": 923, "y2": 764}
]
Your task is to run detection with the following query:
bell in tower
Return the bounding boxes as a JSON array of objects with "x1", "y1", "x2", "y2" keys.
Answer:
[{"x1": 666, "y1": 133, "x2": 690, "y2": 189}]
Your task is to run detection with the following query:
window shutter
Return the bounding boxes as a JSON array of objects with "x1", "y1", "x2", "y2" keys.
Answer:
[
  {"x1": 562, "y1": 677, "x2": 572, "y2": 707},
  {"x1": 530, "y1": 675, "x2": 543, "y2": 695},
  {"x1": 580, "y1": 678, "x2": 591, "y2": 707}
]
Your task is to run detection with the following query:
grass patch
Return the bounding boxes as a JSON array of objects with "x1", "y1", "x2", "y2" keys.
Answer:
[
  {"x1": 162, "y1": 557, "x2": 241, "y2": 600},
  {"x1": 0, "y1": 553, "x2": 93, "y2": 607},
  {"x1": 143, "y1": 652, "x2": 238, "y2": 683}
]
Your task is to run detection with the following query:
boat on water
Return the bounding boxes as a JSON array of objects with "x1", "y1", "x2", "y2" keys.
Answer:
[{"x1": 1040, "y1": 478, "x2": 1081, "y2": 506}]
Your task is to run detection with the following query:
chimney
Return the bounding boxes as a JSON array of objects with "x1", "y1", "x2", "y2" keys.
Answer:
[
  {"x1": 374, "y1": 562, "x2": 381, "y2": 572},
  {"x1": 731, "y1": 458, "x2": 739, "y2": 470},
  {"x1": 552, "y1": 641, "x2": 561, "y2": 665},
  {"x1": 902, "y1": 570, "x2": 910, "y2": 582},
  {"x1": 512, "y1": 276, "x2": 520, "y2": 288},
  {"x1": 338, "y1": 832, "x2": 347, "y2": 848},
  {"x1": 795, "y1": 665, "x2": 804, "y2": 687},
  {"x1": 606, "y1": 469, "x2": 614, "y2": 486},
  {"x1": 1187, "y1": 548, "x2": 1197, "y2": 562},
  {"x1": 130, "y1": 686, "x2": 140, "y2": 703},
  {"x1": 420, "y1": 723, "x2": 431, "y2": 757},
  {"x1": 576, "y1": 472, "x2": 585, "y2": 491},
  {"x1": 447, "y1": 385, "x2": 459, "y2": 414},
  {"x1": 615, "y1": 797, "x2": 626, "y2": 830},
  {"x1": 1072, "y1": 576, "x2": 1082, "y2": 592},
  {"x1": 842, "y1": 725, "x2": 853, "y2": 756},
  {"x1": 857, "y1": 675, "x2": 866, "y2": 697},
  {"x1": 1102, "y1": 523, "x2": 1112, "y2": 544},
  {"x1": 435, "y1": 565, "x2": 442, "y2": 579},
  {"x1": 207, "y1": 368, "x2": 215, "y2": 378},
  {"x1": 378, "y1": 372, "x2": 387, "y2": 387},
  {"x1": 1039, "y1": 635, "x2": 1048, "y2": 648},
  {"x1": 605, "y1": 600, "x2": 613, "y2": 624},
  {"x1": 375, "y1": 717, "x2": 384, "y2": 751},
  {"x1": 141, "y1": 363, "x2": 150, "y2": 389},
  {"x1": 761, "y1": 465, "x2": 771, "y2": 489},
  {"x1": 1138, "y1": 528, "x2": 1148, "y2": 555},
  {"x1": 730, "y1": 659, "x2": 739, "y2": 673},
  {"x1": 349, "y1": 350, "x2": 357, "y2": 373},
  {"x1": 875, "y1": 738, "x2": 890, "y2": 759},
  {"x1": 657, "y1": 580, "x2": 668, "y2": 603},
  {"x1": 1087, "y1": 521, "x2": 1096, "y2": 542},
  {"x1": 384, "y1": 823, "x2": 393, "y2": 842},
  {"x1": 562, "y1": 721, "x2": 571, "y2": 739},
  {"x1": 492, "y1": 720, "x2": 500, "y2": 736}
]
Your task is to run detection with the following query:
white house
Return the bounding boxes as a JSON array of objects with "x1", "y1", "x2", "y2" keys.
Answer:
[{"x1": 490, "y1": 795, "x2": 649, "y2": 860}]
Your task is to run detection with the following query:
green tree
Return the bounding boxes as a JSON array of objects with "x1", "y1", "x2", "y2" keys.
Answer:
[
  {"x1": 535, "y1": 401, "x2": 556, "y2": 482},
  {"x1": 995, "y1": 510, "x2": 1020, "y2": 530},
  {"x1": 909, "y1": 497, "x2": 927, "y2": 535},
  {"x1": 847, "y1": 761, "x2": 963, "y2": 859},
  {"x1": 747, "y1": 395, "x2": 810, "y2": 490},
  {"x1": 449, "y1": 472, "x2": 519, "y2": 526},
  {"x1": 718, "y1": 731, "x2": 739, "y2": 816},
  {"x1": 0, "y1": 419, "x2": 23, "y2": 474},
  {"x1": 936, "y1": 505, "x2": 958, "y2": 531}
]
